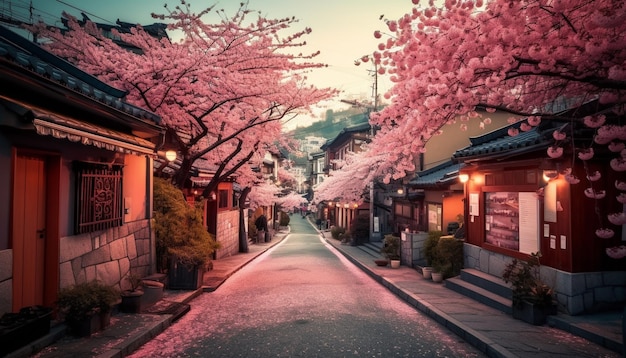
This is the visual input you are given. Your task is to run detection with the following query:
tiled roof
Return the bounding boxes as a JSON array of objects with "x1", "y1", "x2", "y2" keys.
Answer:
[
  {"x1": 320, "y1": 122, "x2": 371, "y2": 150},
  {"x1": 0, "y1": 25, "x2": 161, "y2": 125},
  {"x1": 452, "y1": 121, "x2": 549, "y2": 162},
  {"x1": 409, "y1": 161, "x2": 462, "y2": 188}
]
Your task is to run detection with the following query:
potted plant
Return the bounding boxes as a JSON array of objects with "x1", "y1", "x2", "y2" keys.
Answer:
[
  {"x1": 153, "y1": 178, "x2": 220, "y2": 290},
  {"x1": 120, "y1": 272, "x2": 144, "y2": 313},
  {"x1": 56, "y1": 280, "x2": 118, "y2": 337},
  {"x1": 502, "y1": 252, "x2": 556, "y2": 325},
  {"x1": 422, "y1": 231, "x2": 442, "y2": 279},
  {"x1": 381, "y1": 234, "x2": 401, "y2": 268},
  {"x1": 435, "y1": 235, "x2": 464, "y2": 279}
]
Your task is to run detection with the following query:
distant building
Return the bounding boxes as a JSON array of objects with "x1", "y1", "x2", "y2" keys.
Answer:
[{"x1": 299, "y1": 135, "x2": 327, "y2": 155}]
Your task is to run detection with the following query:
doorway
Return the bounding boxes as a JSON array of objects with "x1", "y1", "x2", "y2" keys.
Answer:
[{"x1": 11, "y1": 150, "x2": 60, "y2": 312}]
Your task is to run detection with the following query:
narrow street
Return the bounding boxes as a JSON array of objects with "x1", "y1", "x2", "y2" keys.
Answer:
[{"x1": 128, "y1": 216, "x2": 486, "y2": 357}]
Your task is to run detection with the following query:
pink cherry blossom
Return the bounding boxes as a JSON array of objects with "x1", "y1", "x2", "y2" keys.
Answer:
[
  {"x1": 583, "y1": 115, "x2": 606, "y2": 128},
  {"x1": 586, "y1": 171, "x2": 601, "y2": 182},
  {"x1": 617, "y1": 193, "x2": 626, "y2": 204},
  {"x1": 615, "y1": 180, "x2": 626, "y2": 191},
  {"x1": 608, "y1": 141, "x2": 625, "y2": 152},
  {"x1": 578, "y1": 148, "x2": 594, "y2": 160},
  {"x1": 507, "y1": 128, "x2": 519, "y2": 136},
  {"x1": 552, "y1": 130, "x2": 566, "y2": 141},
  {"x1": 606, "y1": 245, "x2": 626, "y2": 259},
  {"x1": 564, "y1": 174, "x2": 580, "y2": 184},
  {"x1": 520, "y1": 123, "x2": 533, "y2": 132},
  {"x1": 31, "y1": 5, "x2": 335, "y2": 195},
  {"x1": 596, "y1": 228, "x2": 615, "y2": 239},
  {"x1": 527, "y1": 116, "x2": 541, "y2": 126},
  {"x1": 584, "y1": 188, "x2": 606, "y2": 199},
  {"x1": 607, "y1": 212, "x2": 626, "y2": 225},
  {"x1": 547, "y1": 146, "x2": 563, "y2": 158},
  {"x1": 610, "y1": 158, "x2": 626, "y2": 171}
]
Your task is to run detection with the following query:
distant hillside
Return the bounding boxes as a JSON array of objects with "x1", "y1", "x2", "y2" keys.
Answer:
[{"x1": 289, "y1": 108, "x2": 370, "y2": 142}]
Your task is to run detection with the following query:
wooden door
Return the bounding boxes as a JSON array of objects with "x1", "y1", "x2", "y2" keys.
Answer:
[{"x1": 12, "y1": 154, "x2": 47, "y2": 311}]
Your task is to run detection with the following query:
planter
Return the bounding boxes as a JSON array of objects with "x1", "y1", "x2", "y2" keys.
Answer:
[
  {"x1": 168, "y1": 260, "x2": 204, "y2": 290},
  {"x1": 431, "y1": 272, "x2": 444, "y2": 283},
  {"x1": 120, "y1": 290, "x2": 144, "y2": 313},
  {"x1": 0, "y1": 306, "x2": 52, "y2": 356},
  {"x1": 142, "y1": 280, "x2": 164, "y2": 308},
  {"x1": 68, "y1": 312, "x2": 102, "y2": 337},
  {"x1": 422, "y1": 267, "x2": 433, "y2": 279},
  {"x1": 512, "y1": 300, "x2": 557, "y2": 325},
  {"x1": 390, "y1": 259, "x2": 401, "y2": 268},
  {"x1": 374, "y1": 259, "x2": 389, "y2": 267}
]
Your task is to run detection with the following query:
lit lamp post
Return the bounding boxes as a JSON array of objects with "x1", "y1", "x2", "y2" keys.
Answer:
[{"x1": 165, "y1": 150, "x2": 177, "y2": 162}]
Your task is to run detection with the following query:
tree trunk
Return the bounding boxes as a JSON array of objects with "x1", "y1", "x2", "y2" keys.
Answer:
[{"x1": 238, "y1": 187, "x2": 251, "y2": 253}]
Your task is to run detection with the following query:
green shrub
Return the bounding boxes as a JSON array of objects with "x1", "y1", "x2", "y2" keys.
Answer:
[
  {"x1": 350, "y1": 213, "x2": 370, "y2": 243},
  {"x1": 424, "y1": 231, "x2": 442, "y2": 266},
  {"x1": 153, "y1": 177, "x2": 220, "y2": 270},
  {"x1": 279, "y1": 211, "x2": 290, "y2": 226},
  {"x1": 330, "y1": 226, "x2": 346, "y2": 240},
  {"x1": 57, "y1": 280, "x2": 118, "y2": 322},
  {"x1": 434, "y1": 236, "x2": 464, "y2": 279},
  {"x1": 381, "y1": 234, "x2": 401, "y2": 260}
]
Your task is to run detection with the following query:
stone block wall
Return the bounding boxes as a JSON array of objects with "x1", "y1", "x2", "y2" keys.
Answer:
[
  {"x1": 464, "y1": 243, "x2": 626, "y2": 315},
  {"x1": 59, "y1": 218, "x2": 153, "y2": 292},
  {"x1": 400, "y1": 231, "x2": 429, "y2": 267}
]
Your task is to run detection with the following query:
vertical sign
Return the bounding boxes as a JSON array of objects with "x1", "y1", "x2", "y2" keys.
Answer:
[{"x1": 519, "y1": 192, "x2": 540, "y2": 254}]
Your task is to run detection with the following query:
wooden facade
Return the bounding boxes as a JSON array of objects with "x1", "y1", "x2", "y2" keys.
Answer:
[{"x1": 455, "y1": 119, "x2": 625, "y2": 314}]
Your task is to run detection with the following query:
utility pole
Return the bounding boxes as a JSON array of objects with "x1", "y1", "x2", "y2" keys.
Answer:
[{"x1": 348, "y1": 54, "x2": 381, "y2": 241}]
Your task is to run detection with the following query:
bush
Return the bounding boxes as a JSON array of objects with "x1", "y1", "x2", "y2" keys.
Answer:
[
  {"x1": 279, "y1": 211, "x2": 290, "y2": 226},
  {"x1": 502, "y1": 252, "x2": 554, "y2": 307},
  {"x1": 424, "y1": 231, "x2": 442, "y2": 266},
  {"x1": 350, "y1": 213, "x2": 370, "y2": 243},
  {"x1": 56, "y1": 280, "x2": 118, "y2": 322},
  {"x1": 153, "y1": 177, "x2": 220, "y2": 270},
  {"x1": 434, "y1": 236, "x2": 464, "y2": 279},
  {"x1": 330, "y1": 226, "x2": 346, "y2": 240},
  {"x1": 381, "y1": 234, "x2": 401, "y2": 260}
]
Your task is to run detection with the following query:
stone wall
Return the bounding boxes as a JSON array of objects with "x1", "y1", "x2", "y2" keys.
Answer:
[
  {"x1": 464, "y1": 243, "x2": 626, "y2": 315},
  {"x1": 400, "y1": 231, "x2": 429, "y2": 267},
  {"x1": 59, "y1": 218, "x2": 153, "y2": 292},
  {"x1": 215, "y1": 209, "x2": 240, "y2": 259}
]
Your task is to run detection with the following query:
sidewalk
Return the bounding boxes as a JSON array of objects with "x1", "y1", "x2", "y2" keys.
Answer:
[
  {"x1": 322, "y1": 229, "x2": 624, "y2": 358},
  {"x1": 11, "y1": 223, "x2": 625, "y2": 358}
]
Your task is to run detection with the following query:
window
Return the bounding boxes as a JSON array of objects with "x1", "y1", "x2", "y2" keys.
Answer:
[
  {"x1": 74, "y1": 161, "x2": 123, "y2": 234},
  {"x1": 218, "y1": 189, "x2": 230, "y2": 209}
]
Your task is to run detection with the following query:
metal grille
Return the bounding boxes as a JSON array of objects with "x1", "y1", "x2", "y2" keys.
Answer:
[{"x1": 75, "y1": 162, "x2": 123, "y2": 234}]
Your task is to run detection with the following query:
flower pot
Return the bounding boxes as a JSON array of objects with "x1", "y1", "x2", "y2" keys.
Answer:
[
  {"x1": 168, "y1": 260, "x2": 204, "y2": 290},
  {"x1": 0, "y1": 306, "x2": 52, "y2": 356},
  {"x1": 512, "y1": 300, "x2": 556, "y2": 325},
  {"x1": 422, "y1": 267, "x2": 433, "y2": 279},
  {"x1": 390, "y1": 259, "x2": 401, "y2": 268},
  {"x1": 120, "y1": 290, "x2": 144, "y2": 313},
  {"x1": 374, "y1": 259, "x2": 389, "y2": 266},
  {"x1": 68, "y1": 313, "x2": 101, "y2": 337},
  {"x1": 431, "y1": 272, "x2": 444, "y2": 283}
]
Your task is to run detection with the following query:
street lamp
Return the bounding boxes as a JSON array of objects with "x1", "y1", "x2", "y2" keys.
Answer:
[{"x1": 165, "y1": 150, "x2": 177, "y2": 162}]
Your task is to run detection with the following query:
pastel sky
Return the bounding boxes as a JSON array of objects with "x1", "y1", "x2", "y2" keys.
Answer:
[{"x1": 1, "y1": 0, "x2": 417, "y2": 127}]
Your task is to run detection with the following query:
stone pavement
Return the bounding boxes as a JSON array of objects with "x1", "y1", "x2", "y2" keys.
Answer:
[{"x1": 8, "y1": 222, "x2": 624, "y2": 358}]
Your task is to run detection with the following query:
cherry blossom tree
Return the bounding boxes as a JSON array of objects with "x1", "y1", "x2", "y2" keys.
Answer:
[
  {"x1": 317, "y1": 0, "x2": 625, "y2": 257},
  {"x1": 29, "y1": 1, "x2": 335, "y2": 199}
]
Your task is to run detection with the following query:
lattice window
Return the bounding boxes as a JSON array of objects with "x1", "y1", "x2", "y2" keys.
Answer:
[{"x1": 74, "y1": 161, "x2": 123, "y2": 234}]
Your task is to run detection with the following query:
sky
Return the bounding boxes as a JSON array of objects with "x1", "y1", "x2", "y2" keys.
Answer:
[{"x1": 0, "y1": 0, "x2": 417, "y2": 129}]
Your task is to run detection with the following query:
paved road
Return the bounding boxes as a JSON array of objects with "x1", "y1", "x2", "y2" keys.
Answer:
[{"x1": 128, "y1": 216, "x2": 486, "y2": 357}]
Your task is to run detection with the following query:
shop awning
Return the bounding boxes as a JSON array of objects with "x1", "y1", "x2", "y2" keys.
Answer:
[{"x1": 1, "y1": 97, "x2": 157, "y2": 156}]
